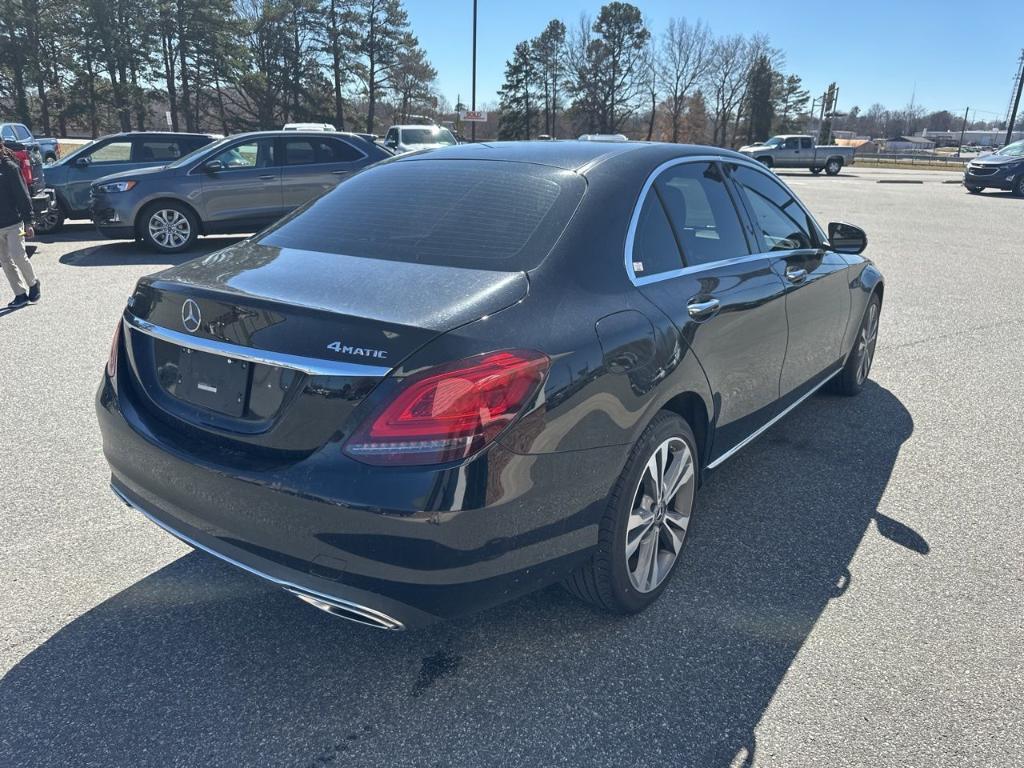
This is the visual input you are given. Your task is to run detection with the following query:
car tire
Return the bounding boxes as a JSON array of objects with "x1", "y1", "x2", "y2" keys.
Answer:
[
  {"x1": 965, "y1": 185, "x2": 984, "y2": 194},
  {"x1": 1013, "y1": 177, "x2": 1024, "y2": 197},
  {"x1": 34, "y1": 204, "x2": 65, "y2": 234},
  {"x1": 565, "y1": 411, "x2": 698, "y2": 614},
  {"x1": 810, "y1": 167, "x2": 822, "y2": 175},
  {"x1": 758, "y1": 156, "x2": 774, "y2": 169},
  {"x1": 825, "y1": 158, "x2": 843, "y2": 176},
  {"x1": 139, "y1": 202, "x2": 199, "y2": 253},
  {"x1": 827, "y1": 293, "x2": 881, "y2": 397}
]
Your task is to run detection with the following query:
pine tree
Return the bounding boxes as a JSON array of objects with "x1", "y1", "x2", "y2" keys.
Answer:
[{"x1": 498, "y1": 41, "x2": 536, "y2": 140}]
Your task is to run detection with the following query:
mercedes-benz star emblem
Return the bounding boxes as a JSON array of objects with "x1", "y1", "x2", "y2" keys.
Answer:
[{"x1": 181, "y1": 299, "x2": 202, "y2": 333}]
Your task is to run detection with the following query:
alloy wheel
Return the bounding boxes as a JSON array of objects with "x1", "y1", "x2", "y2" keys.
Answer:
[
  {"x1": 856, "y1": 302, "x2": 879, "y2": 385},
  {"x1": 148, "y1": 209, "x2": 191, "y2": 250},
  {"x1": 625, "y1": 436, "x2": 695, "y2": 593}
]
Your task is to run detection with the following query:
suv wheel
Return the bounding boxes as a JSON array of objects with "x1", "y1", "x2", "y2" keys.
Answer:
[
  {"x1": 1014, "y1": 176, "x2": 1024, "y2": 197},
  {"x1": 140, "y1": 202, "x2": 198, "y2": 253},
  {"x1": 34, "y1": 204, "x2": 65, "y2": 234},
  {"x1": 565, "y1": 412, "x2": 698, "y2": 613}
]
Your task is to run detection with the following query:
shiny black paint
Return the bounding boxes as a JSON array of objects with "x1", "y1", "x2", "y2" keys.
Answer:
[{"x1": 98, "y1": 141, "x2": 883, "y2": 627}]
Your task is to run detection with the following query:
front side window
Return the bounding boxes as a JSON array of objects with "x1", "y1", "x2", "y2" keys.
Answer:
[
  {"x1": 731, "y1": 165, "x2": 817, "y2": 252},
  {"x1": 210, "y1": 139, "x2": 274, "y2": 170},
  {"x1": 1, "y1": 125, "x2": 17, "y2": 141},
  {"x1": 654, "y1": 162, "x2": 750, "y2": 267},
  {"x1": 89, "y1": 141, "x2": 132, "y2": 163},
  {"x1": 631, "y1": 193, "x2": 683, "y2": 278}
]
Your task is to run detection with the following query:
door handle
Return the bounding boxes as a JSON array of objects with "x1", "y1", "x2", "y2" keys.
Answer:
[
  {"x1": 331, "y1": 170, "x2": 348, "y2": 175},
  {"x1": 785, "y1": 267, "x2": 808, "y2": 283},
  {"x1": 686, "y1": 297, "x2": 720, "y2": 320},
  {"x1": 258, "y1": 174, "x2": 276, "y2": 180}
]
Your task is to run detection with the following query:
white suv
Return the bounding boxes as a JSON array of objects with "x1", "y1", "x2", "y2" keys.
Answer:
[{"x1": 383, "y1": 125, "x2": 458, "y2": 154}]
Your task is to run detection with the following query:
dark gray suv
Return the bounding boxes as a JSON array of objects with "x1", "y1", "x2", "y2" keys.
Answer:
[
  {"x1": 90, "y1": 131, "x2": 390, "y2": 252},
  {"x1": 41, "y1": 132, "x2": 217, "y2": 232}
]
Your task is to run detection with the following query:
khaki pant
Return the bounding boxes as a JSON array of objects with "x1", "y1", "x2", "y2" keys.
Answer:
[{"x1": 0, "y1": 222, "x2": 36, "y2": 297}]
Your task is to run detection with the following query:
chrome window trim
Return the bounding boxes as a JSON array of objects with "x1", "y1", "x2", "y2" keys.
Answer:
[
  {"x1": 706, "y1": 368, "x2": 839, "y2": 469},
  {"x1": 124, "y1": 312, "x2": 392, "y2": 378},
  {"x1": 624, "y1": 154, "x2": 826, "y2": 287}
]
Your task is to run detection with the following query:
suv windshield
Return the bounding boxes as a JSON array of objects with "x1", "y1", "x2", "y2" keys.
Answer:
[
  {"x1": 994, "y1": 140, "x2": 1024, "y2": 158},
  {"x1": 259, "y1": 159, "x2": 585, "y2": 271},
  {"x1": 400, "y1": 128, "x2": 457, "y2": 146}
]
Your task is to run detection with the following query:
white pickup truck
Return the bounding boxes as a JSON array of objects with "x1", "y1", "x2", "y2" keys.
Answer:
[{"x1": 738, "y1": 134, "x2": 855, "y2": 175}]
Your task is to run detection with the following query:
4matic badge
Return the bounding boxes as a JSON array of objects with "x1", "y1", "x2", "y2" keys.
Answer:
[{"x1": 326, "y1": 341, "x2": 388, "y2": 360}]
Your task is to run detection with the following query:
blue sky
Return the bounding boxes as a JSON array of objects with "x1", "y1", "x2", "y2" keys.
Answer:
[{"x1": 406, "y1": 0, "x2": 1023, "y2": 123}]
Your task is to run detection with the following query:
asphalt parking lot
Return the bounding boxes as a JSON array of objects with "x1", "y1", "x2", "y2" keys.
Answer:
[{"x1": 1, "y1": 166, "x2": 1021, "y2": 767}]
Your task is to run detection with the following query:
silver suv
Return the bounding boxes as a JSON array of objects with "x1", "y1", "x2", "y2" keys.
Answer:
[{"x1": 90, "y1": 131, "x2": 390, "y2": 252}]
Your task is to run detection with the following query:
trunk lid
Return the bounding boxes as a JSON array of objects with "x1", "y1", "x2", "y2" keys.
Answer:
[{"x1": 122, "y1": 241, "x2": 528, "y2": 457}]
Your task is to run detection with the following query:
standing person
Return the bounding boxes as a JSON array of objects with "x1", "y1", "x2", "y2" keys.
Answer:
[{"x1": 0, "y1": 139, "x2": 40, "y2": 309}]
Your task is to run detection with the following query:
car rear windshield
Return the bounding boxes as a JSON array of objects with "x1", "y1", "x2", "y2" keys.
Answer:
[{"x1": 258, "y1": 159, "x2": 586, "y2": 271}]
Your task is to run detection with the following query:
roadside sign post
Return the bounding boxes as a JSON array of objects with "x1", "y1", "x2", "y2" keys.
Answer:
[{"x1": 165, "y1": 111, "x2": 172, "y2": 129}]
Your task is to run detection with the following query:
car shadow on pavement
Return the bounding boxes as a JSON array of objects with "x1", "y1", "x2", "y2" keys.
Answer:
[
  {"x1": 0, "y1": 383, "x2": 918, "y2": 768},
  {"x1": 57, "y1": 237, "x2": 245, "y2": 268}
]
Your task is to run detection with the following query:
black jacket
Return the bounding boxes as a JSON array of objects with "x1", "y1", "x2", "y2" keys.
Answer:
[{"x1": 0, "y1": 156, "x2": 33, "y2": 230}]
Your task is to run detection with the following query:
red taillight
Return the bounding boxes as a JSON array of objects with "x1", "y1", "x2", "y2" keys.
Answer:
[
  {"x1": 107, "y1": 320, "x2": 122, "y2": 379},
  {"x1": 344, "y1": 349, "x2": 550, "y2": 466},
  {"x1": 14, "y1": 150, "x2": 31, "y2": 186}
]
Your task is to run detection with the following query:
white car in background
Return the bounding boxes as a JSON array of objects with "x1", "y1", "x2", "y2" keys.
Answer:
[
  {"x1": 383, "y1": 125, "x2": 458, "y2": 154},
  {"x1": 283, "y1": 122, "x2": 336, "y2": 132}
]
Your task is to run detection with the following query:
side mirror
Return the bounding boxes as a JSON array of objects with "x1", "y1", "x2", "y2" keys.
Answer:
[
  {"x1": 828, "y1": 222, "x2": 868, "y2": 255},
  {"x1": 203, "y1": 159, "x2": 224, "y2": 173},
  {"x1": 72, "y1": 155, "x2": 91, "y2": 168}
]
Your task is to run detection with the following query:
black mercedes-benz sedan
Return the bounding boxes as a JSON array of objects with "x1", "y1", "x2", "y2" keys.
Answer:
[{"x1": 97, "y1": 140, "x2": 883, "y2": 630}]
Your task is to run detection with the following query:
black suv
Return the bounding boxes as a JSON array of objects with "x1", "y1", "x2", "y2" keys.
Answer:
[{"x1": 964, "y1": 140, "x2": 1024, "y2": 195}]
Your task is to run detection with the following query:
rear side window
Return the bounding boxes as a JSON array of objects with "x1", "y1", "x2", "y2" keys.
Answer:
[
  {"x1": 654, "y1": 162, "x2": 750, "y2": 267},
  {"x1": 259, "y1": 159, "x2": 585, "y2": 271},
  {"x1": 800, "y1": 137, "x2": 814, "y2": 149},
  {"x1": 631, "y1": 194, "x2": 683, "y2": 278},
  {"x1": 283, "y1": 138, "x2": 318, "y2": 165},
  {"x1": 731, "y1": 165, "x2": 817, "y2": 252},
  {"x1": 134, "y1": 139, "x2": 184, "y2": 162},
  {"x1": 322, "y1": 138, "x2": 364, "y2": 162},
  {"x1": 14, "y1": 124, "x2": 31, "y2": 140}
]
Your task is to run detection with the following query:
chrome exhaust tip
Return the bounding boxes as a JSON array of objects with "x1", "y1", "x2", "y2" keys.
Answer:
[{"x1": 285, "y1": 587, "x2": 405, "y2": 631}]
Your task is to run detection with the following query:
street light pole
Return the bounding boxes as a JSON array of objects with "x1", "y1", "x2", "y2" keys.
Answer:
[
  {"x1": 956, "y1": 106, "x2": 969, "y2": 158},
  {"x1": 471, "y1": 0, "x2": 477, "y2": 143}
]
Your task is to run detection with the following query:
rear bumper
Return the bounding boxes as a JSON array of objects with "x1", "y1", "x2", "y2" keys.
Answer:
[{"x1": 97, "y1": 372, "x2": 622, "y2": 628}]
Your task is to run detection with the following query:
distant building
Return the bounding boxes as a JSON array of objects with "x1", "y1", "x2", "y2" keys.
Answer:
[
  {"x1": 882, "y1": 135, "x2": 936, "y2": 152},
  {"x1": 920, "y1": 128, "x2": 1024, "y2": 147},
  {"x1": 835, "y1": 138, "x2": 879, "y2": 154}
]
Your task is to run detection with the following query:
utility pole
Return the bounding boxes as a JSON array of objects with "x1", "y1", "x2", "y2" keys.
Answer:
[
  {"x1": 471, "y1": 0, "x2": 478, "y2": 143},
  {"x1": 956, "y1": 107, "x2": 969, "y2": 158},
  {"x1": 1006, "y1": 51, "x2": 1024, "y2": 146}
]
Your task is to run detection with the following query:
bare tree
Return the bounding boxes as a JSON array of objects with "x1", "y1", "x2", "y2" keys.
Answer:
[
  {"x1": 658, "y1": 17, "x2": 711, "y2": 143},
  {"x1": 706, "y1": 34, "x2": 747, "y2": 146}
]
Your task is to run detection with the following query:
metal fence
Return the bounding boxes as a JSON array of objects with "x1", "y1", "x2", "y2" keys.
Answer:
[{"x1": 857, "y1": 151, "x2": 970, "y2": 167}]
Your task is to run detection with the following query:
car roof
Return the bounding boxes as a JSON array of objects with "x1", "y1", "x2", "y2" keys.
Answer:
[{"x1": 396, "y1": 140, "x2": 744, "y2": 173}]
